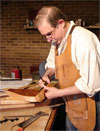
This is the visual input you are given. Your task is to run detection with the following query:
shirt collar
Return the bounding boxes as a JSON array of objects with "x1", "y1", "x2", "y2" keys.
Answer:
[{"x1": 58, "y1": 21, "x2": 75, "y2": 55}]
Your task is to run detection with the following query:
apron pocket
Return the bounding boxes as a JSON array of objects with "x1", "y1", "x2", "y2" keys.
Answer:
[{"x1": 65, "y1": 94, "x2": 88, "y2": 119}]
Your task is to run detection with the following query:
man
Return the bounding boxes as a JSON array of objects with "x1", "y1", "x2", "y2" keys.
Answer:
[{"x1": 34, "y1": 6, "x2": 100, "y2": 130}]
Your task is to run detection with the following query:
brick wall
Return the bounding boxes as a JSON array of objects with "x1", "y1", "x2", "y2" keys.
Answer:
[{"x1": 1, "y1": 0, "x2": 99, "y2": 78}]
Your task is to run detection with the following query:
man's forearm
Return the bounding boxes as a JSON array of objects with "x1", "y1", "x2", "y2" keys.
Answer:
[
  {"x1": 43, "y1": 68, "x2": 55, "y2": 78},
  {"x1": 59, "y1": 85, "x2": 84, "y2": 97}
]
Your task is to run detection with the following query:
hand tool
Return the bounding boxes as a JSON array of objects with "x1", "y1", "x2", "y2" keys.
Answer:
[{"x1": 17, "y1": 111, "x2": 48, "y2": 131}]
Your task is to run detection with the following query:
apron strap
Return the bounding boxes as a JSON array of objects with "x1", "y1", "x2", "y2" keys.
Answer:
[
  {"x1": 56, "y1": 24, "x2": 77, "y2": 50},
  {"x1": 69, "y1": 25, "x2": 77, "y2": 34}
]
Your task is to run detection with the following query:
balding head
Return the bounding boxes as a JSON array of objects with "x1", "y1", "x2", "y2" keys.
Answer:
[{"x1": 34, "y1": 6, "x2": 67, "y2": 28}]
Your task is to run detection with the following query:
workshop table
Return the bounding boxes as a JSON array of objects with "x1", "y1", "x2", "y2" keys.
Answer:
[
  {"x1": 0, "y1": 105, "x2": 58, "y2": 131},
  {"x1": 0, "y1": 79, "x2": 64, "y2": 131}
]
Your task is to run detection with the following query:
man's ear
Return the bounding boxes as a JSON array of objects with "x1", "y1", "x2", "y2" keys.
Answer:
[{"x1": 58, "y1": 19, "x2": 65, "y2": 28}]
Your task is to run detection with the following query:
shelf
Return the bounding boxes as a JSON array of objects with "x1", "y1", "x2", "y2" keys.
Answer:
[
  {"x1": 85, "y1": 26, "x2": 100, "y2": 29},
  {"x1": 24, "y1": 26, "x2": 100, "y2": 30},
  {"x1": 24, "y1": 26, "x2": 37, "y2": 30}
]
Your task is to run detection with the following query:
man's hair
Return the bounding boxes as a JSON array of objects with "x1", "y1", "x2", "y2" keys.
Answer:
[{"x1": 34, "y1": 6, "x2": 67, "y2": 28}]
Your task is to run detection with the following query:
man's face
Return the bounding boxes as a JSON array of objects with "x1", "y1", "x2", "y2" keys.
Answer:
[{"x1": 38, "y1": 20, "x2": 62, "y2": 44}]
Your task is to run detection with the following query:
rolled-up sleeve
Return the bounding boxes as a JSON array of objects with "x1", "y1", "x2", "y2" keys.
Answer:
[
  {"x1": 72, "y1": 28, "x2": 100, "y2": 96},
  {"x1": 75, "y1": 52, "x2": 100, "y2": 96},
  {"x1": 45, "y1": 43, "x2": 56, "y2": 69}
]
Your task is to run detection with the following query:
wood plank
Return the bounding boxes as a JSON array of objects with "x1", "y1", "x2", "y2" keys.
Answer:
[
  {"x1": 45, "y1": 108, "x2": 57, "y2": 131},
  {"x1": 0, "y1": 103, "x2": 35, "y2": 110},
  {"x1": 6, "y1": 83, "x2": 57, "y2": 103},
  {"x1": 0, "y1": 81, "x2": 64, "y2": 111}
]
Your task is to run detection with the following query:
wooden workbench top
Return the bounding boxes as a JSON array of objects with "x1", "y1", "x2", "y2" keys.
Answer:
[
  {"x1": 0, "y1": 79, "x2": 64, "y2": 131},
  {"x1": 0, "y1": 106, "x2": 57, "y2": 131}
]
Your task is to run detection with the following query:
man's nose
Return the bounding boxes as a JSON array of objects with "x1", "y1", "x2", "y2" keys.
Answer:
[
  {"x1": 46, "y1": 36, "x2": 52, "y2": 42},
  {"x1": 46, "y1": 35, "x2": 51, "y2": 39}
]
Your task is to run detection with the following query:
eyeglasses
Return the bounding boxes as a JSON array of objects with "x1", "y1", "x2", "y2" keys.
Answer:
[
  {"x1": 42, "y1": 25, "x2": 59, "y2": 41},
  {"x1": 44, "y1": 28, "x2": 56, "y2": 38}
]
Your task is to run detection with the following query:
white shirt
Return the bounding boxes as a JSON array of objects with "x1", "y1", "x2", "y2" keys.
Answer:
[{"x1": 45, "y1": 21, "x2": 100, "y2": 96}]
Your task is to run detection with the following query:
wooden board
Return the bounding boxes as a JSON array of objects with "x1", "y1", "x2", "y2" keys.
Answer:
[
  {"x1": 0, "y1": 103, "x2": 35, "y2": 110},
  {"x1": 0, "y1": 81, "x2": 64, "y2": 111},
  {"x1": 6, "y1": 83, "x2": 57, "y2": 102},
  {"x1": 6, "y1": 88, "x2": 45, "y2": 102}
]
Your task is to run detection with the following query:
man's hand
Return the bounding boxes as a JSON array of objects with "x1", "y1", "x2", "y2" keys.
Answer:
[
  {"x1": 39, "y1": 67, "x2": 55, "y2": 88},
  {"x1": 39, "y1": 74, "x2": 50, "y2": 87},
  {"x1": 43, "y1": 85, "x2": 84, "y2": 100},
  {"x1": 43, "y1": 86, "x2": 61, "y2": 99}
]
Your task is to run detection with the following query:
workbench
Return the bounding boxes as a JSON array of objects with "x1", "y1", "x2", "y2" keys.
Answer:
[
  {"x1": 0, "y1": 105, "x2": 57, "y2": 131},
  {"x1": 0, "y1": 79, "x2": 65, "y2": 131}
]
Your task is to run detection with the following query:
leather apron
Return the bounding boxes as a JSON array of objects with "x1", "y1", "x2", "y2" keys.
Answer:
[{"x1": 55, "y1": 26, "x2": 96, "y2": 130}]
